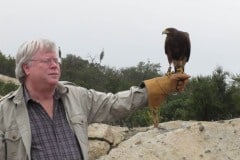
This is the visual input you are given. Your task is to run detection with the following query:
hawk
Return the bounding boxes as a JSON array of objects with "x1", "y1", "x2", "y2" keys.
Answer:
[{"x1": 162, "y1": 27, "x2": 191, "y2": 74}]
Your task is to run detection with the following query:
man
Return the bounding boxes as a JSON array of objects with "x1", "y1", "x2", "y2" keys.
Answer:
[{"x1": 0, "y1": 38, "x2": 189, "y2": 160}]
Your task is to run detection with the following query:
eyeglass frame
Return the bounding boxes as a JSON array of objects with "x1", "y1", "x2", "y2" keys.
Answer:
[{"x1": 29, "y1": 57, "x2": 62, "y2": 65}]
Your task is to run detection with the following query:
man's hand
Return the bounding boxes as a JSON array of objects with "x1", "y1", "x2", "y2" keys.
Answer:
[
  {"x1": 143, "y1": 73, "x2": 190, "y2": 108},
  {"x1": 142, "y1": 73, "x2": 190, "y2": 128}
]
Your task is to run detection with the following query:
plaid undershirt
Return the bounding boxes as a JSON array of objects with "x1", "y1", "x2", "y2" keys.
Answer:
[{"x1": 24, "y1": 87, "x2": 83, "y2": 160}]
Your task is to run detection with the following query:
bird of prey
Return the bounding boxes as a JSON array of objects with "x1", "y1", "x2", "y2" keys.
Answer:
[
  {"x1": 150, "y1": 28, "x2": 190, "y2": 128},
  {"x1": 162, "y1": 27, "x2": 191, "y2": 74}
]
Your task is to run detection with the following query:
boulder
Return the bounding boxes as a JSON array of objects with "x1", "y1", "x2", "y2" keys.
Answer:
[
  {"x1": 88, "y1": 123, "x2": 129, "y2": 160},
  {"x1": 92, "y1": 118, "x2": 240, "y2": 160}
]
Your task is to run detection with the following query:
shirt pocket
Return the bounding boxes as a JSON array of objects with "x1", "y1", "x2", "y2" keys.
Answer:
[
  {"x1": 4, "y1": 129, "x2": 27, "y2": 160},
  {"x1": 70, "y1": 115, "x2": 88, "y2": 144}
]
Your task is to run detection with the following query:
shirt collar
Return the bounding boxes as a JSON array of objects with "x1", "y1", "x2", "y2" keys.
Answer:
[{"x1": 23, "y1": 85, "x2": 61, "y2": 103}]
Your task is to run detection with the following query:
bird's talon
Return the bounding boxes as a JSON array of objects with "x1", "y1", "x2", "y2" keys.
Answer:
[
  {"x1": 165, "y1": 71, "x2": 172, "y2": 77},
  {"x1": 176, "y1": 68, "x2": 184, "y2": 73}
]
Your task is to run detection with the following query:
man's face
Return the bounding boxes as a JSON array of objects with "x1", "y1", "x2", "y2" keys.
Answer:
[{"x1": 24, "y1": 51, "x2": 61, "y2": 87}]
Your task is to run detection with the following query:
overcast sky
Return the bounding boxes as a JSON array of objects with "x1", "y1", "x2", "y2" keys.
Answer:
[{"x1": 1, "y1": 0, "x2": 240, "y2": 77}]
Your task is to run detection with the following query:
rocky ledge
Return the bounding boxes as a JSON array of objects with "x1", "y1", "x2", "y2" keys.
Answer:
[{"x1": 89, "y1": 118, "x2": 240, "y2": 160}]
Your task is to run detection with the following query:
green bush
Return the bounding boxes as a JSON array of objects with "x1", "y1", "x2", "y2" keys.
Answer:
[{"x1": 0, "y1": 80, "x2": 18, "y2": 97}]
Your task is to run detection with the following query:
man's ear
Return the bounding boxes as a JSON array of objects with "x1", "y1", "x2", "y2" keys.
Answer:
[{"x1": 22, "y1": 63, "x2": 30, "y2": 76}]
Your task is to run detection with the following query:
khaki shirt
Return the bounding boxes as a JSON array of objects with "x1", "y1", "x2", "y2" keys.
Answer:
[{"x1": 0, "y1": 81, "x2": 147, "y2": 160}]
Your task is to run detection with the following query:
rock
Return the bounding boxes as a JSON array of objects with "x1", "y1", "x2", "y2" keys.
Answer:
[
  {"x1": 110, "y1": 125, "x2": 128, "y2": 146},
  {"x1": 0, "y1": 74, "x2": 20, "y2": 85},
  {"x1": 88, "y1": 123, "x2": 115, "y2": 144},
  {"x1": 88, "y1": 123, "x2": 130, "y2": 160},
  {"x1": 88, "y1": 140, "x2": 110, "y2": 160},
  {"x1": 96, "y1": 118, "x2": 240, "y2": 160},
  {"x1": 199, "y1": 124, "x2": 205, "y2": 132}
]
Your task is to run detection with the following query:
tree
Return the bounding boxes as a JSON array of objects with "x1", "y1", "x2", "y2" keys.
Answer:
[
  {"x1": 0, "y1": 80, "x2": 18, "y2": 96},
  {"x1": 160, "y1": 67, "x2": 236, "y2": 122},
  {"x1": 0, "y1": 52, "x2": 15, "y2": 77}
]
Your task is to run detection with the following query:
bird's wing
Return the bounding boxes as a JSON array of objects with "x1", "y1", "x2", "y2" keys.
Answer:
[{"x1": 183, "y1": 32, "x2": 191, "y2": 62}]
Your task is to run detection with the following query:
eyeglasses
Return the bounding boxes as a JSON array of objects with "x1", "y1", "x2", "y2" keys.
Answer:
[{"x1": 30, "y1": 57, "x2": 62, "y2": 65}]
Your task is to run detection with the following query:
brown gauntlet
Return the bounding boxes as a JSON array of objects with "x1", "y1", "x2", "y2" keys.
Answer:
[{"x1": 142, "y1": 73, "x2": 190, "y2": 127}]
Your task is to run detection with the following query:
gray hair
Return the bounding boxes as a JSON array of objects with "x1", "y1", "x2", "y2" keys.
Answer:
[{"x1": 15, "y1": 38, "x2": 58, "y2": 84}]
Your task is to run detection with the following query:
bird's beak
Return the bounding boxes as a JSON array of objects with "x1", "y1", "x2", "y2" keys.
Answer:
[{"x1": 162, "y1": 30, "x2": 168, "y2": 34}]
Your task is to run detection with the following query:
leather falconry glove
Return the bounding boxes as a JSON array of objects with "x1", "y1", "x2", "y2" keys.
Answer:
[{"x1": 141, "y1": 73, "x2": 190, "y2": 128}]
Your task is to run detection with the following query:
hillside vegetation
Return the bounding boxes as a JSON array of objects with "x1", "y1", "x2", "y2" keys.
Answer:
[{"x1": 1, "y1": 51, "x2": 240, "y2": 127}]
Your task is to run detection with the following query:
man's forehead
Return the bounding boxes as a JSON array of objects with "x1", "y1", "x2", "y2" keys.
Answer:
[{"x1": 34, "y1": 51, "x2": 58, "y2": 57}]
